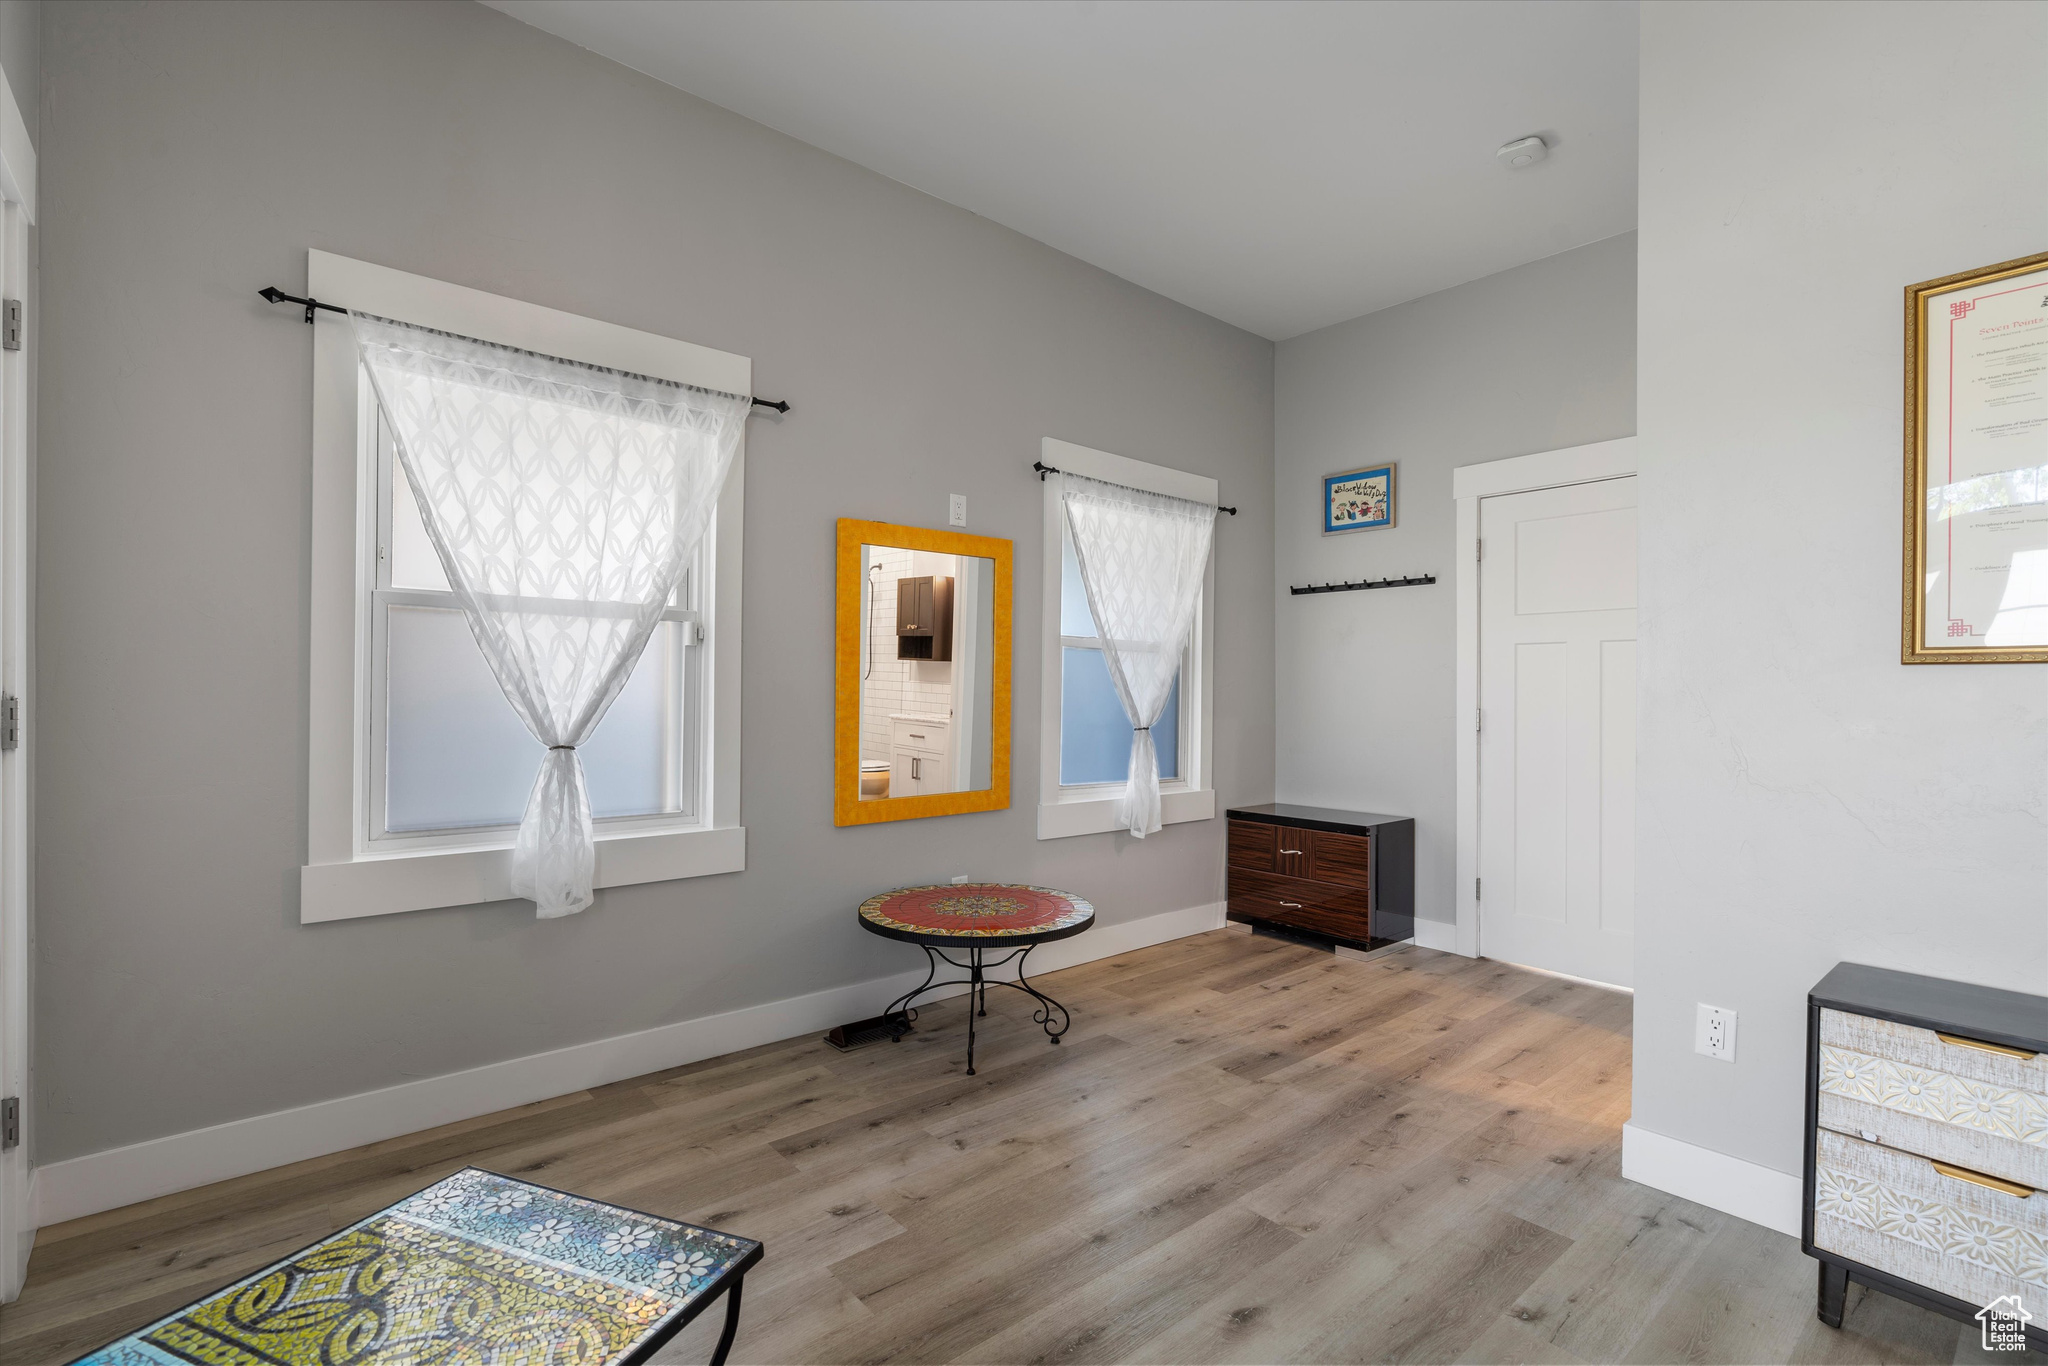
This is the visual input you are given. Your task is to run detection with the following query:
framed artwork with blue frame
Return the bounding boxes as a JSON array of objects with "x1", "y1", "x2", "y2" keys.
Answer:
[{"x1": 1323, "y1": 463, "x2": 1395, "y2": 535}]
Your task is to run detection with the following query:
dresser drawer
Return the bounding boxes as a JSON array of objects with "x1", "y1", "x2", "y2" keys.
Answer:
[
  {"x1": 1227, "y1": 867, "x2": 1371, "y2": 941},
  {"x1": 1812, "y1": 1127, "x2": 2047, "y2": 1308},
  {"x1": 1307, "y1": 829, "x2": 1371, "y2": 889},
  {"x1": 1818, "y1": 1010, "x2": 2048, "y2": 1188},
  {"x1": 1824, "y1": 1010, "x2": 2048, "y2": 1093},
  {"x1": 1227, "y1": 819, "x2": 1277, "y2": 873}
]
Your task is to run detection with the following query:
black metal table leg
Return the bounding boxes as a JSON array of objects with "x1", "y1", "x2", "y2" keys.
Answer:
[
  {"x1": 869, "y1": 941, "x2": 1075, "y2": 1077},
  {"x1": 883, "y1": 947, "x2": 939, "y2": 1042},
  {"x1": 966, "y1": 947, "x2": 982, "y2": 1075},
  {"x1": 708, "y1": 1274, "x2": 746, "y2": 1365},
  {"x1": 1010, "y1": 943, "x2": 1070, "y2": 1044}
]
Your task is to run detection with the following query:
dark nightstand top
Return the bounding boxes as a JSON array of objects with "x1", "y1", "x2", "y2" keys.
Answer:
[
  {"x1": 1810, "y1": 961, "x2": 2048, "y2": 1053},
  {"x1": 1226, "y1": 803, "x2": 1411, "y2": 834}
]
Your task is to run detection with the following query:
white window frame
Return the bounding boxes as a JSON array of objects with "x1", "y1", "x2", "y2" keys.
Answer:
[
  {"x1": 302, "y1": 251, "x2": 747, "y2": 922},
  {"x1": 1037, "y1": 437, "x2": 1217, "y2": 840}
]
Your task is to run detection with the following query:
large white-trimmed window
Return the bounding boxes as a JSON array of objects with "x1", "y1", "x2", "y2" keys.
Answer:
[
  {"x1": 366, "y1": 407, "x2": 708, "y2": 841},
  {"x1": 302, "y1": 252, "x2": 748, "y2": 921},
  {"x1": 1037, "y1": 438, "x2": 1216, "y2": 839}
]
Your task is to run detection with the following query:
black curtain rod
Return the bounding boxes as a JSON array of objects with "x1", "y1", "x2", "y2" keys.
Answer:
[
  {"x1": 258, "y1": 287, "x2": 792, "y2": 414},
  {"x1": 1032, "y1": 460, "x2": 1236, "y2": 515}
]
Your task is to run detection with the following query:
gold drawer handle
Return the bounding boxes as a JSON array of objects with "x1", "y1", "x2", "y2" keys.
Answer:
[
  {"x1": 1279, "y1": 848, "x2": 1303, "y2": 856},
  {"x1": 1936, "y1": 1032, "x2": 2039, "y2": 1062},
  {"x1": 1278, "y1": 901, "x2": 1303, "y2": 909},
  {"x1": 1930, "y1": 1159, "x2": 2034, "y2": 1198}
]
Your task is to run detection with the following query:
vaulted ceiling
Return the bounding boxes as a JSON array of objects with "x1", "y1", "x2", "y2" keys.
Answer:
[{"x1": 484, "y1": 0, "x2": 1638, "y2": 341}]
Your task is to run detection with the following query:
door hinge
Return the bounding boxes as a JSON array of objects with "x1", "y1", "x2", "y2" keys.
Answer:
[
  {"x1": 1475, "y1": 877, "x2": 1482, "y2": 902},
  {"x1": 1476, "y1": 538, "x2": 1483, "y2": 562},
  {"x1": 1475, "y1": 708, "x2": 1482, "y2": 733},
  {"x1": 1, "y1": 1096, "x2": 17, "y2": 1148},
  {"x1": 2, "y1": 694, "x2": 19, "y2": 750},
  {"x1": 2, "y1": 299, "x2": 21, "y2": 352}
]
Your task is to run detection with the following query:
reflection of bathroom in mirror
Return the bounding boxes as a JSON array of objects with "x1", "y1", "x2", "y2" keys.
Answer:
[
  {"x1": 836, "y1": 520, "x2": 1011, "y2": 825},
  {"x1": 858, "y1": 545, "x2": 996, "y2": 800}
]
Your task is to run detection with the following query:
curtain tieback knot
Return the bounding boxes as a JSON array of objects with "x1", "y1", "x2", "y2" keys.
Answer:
[
  {"x1": 1132, "y1": 727, "x2": 1150, "y2": 733},
  {"x1": 548, "y1": 744, "x2": 577, "y2": 752}
]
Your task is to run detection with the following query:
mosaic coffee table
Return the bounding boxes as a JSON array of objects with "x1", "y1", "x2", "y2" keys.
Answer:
[
  {"x1": 72, "y1": 1167, "x2": 763, "y2": 1366},
  {"x1": 857, "y1": 882, "x2": 1095, "y2": 1075}
]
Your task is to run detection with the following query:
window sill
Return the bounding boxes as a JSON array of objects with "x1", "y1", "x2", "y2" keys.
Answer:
[
  {"x1": 299, "y1": 824, "x2": 746, "y2": 923},
  {"x1": 1036, "y1": 788, "x2": 1214, "y2": 840}
]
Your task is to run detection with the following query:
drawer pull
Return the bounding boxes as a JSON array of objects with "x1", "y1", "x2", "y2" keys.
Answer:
[
  {"x1": 1930, "y1": 1159, "x2": 2034, "y2": 1198},
  {"x1": 1935, "y1": 1031, "x2": 2039, "y2": 1062},
  {"x1": 1280, "y1": 848, "x2": 1303, "y2": 855},
  {"x1": 1278, "y1": 901, "x2": 1303, "y2": 909}
]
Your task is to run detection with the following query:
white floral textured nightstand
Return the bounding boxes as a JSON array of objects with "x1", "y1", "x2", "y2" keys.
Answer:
[{"x1": 1805, "y1": 963, "x2": 2048, "y2": 1349}]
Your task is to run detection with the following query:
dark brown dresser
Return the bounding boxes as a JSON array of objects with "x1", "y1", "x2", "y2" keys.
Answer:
[{"x1": 1225, "y1": 804, "x2": 1414, "y2": 952}]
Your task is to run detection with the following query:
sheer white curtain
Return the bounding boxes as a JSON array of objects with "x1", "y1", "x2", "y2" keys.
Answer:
[
  {"x1": 353, "y1": 314, "x2": 749, "y2": 917},
  {"x1": 1060, "y1": 472, "x2": 1216, "y2": 836}
]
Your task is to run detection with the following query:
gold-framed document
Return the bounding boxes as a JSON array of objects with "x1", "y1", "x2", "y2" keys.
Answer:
[{"x1": 1903, "y1": 250, "x2": 2048, "y2": 663}]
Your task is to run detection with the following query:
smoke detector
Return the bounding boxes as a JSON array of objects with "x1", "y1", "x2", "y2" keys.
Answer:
[{"x1": 1497, "y1": 135, "x2": 1548, "y2": 169}]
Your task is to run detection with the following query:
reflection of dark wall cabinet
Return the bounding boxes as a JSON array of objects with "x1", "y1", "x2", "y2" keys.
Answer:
[
  {"x1": 1225, "y1": 804, "x2": 1414, "y2": 952},
  {"x1": 896, "y1": 575, "x2": 954, "y2": 661}
]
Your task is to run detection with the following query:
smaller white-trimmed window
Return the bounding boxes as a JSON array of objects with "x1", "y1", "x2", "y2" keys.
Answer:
[
  {"x1": 301, "y1": 252, "x2": 749, "y2": 922},
  {"x1": 1037, "y1": 438, "x2": 1216, "y2": 839}
]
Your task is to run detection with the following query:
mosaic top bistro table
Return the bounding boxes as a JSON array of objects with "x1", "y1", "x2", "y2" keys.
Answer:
[
  {"x1": 857, "y1": 883, "x2": 1095, "y2": 1075},
  {"x1": 72, "y1": 1167, "x2": 762, "y2": 1366}
]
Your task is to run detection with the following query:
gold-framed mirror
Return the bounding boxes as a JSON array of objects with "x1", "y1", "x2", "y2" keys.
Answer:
[{"x1": 835, "y1": 518, "x2": 1012, "y2": 825}]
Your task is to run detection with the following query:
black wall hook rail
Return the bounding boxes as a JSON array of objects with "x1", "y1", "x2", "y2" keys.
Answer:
[
  {"x1": 259, "y1": 287, "x2": 792, "y2": 414},
  {"x1": 1290, "y1": 574, "x2": 1436, "y2": 595},
  {"x1": 1032, "y1": 460, "x2": 1236, "y2": 515}
]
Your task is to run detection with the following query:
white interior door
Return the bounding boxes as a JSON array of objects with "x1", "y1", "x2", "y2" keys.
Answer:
[
  {"x1": 0, "y1": 195, "x2": 27, "y2": 1299},
  {"x1": 1478, "y1": 476, "x2": 1636, "y2": 987}
]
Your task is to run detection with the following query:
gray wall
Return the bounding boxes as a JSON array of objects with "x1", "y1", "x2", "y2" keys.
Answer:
[
  {"x1": 36, "y1": 0, "x2": 1274, "y2": 1163},
  {"x1": 0, "y1": 0, "x2": 35, "y2": 148},
  {"x1": 1271, "y1": 235, "x2": 1636, "y2": 925},
  {"x1": 1633, "y1": 0, "x2": 2047, "y2": 1177}
]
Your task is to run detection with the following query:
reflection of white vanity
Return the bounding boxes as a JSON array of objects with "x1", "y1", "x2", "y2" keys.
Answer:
[{"x1": 889, "y1": 713, "x2": 951, "y2": 796}]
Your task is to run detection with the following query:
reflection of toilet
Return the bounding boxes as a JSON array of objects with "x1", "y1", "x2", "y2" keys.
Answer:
[{"x1": 860, "y1": 760, "x2": 890, "y2": 800}]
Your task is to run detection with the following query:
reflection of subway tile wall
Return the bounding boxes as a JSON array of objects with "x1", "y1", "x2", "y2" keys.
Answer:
[{"x1": 860, "y1": 547, "x2": 954, "y2": 763}]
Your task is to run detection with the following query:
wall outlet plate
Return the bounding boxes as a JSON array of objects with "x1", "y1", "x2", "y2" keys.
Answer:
[
  {"x1": 951, "y1": 874, "x2": 970, "y2": 884},
  {"x1": 948, "y1": 493, "x2": 967, "y2": 526},
  {"x1": 1696, "y1": 1003, "x2": 1736, "y2": 1062}
]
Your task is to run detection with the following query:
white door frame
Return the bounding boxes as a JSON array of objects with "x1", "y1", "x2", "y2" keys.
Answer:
[
  {"x1": 0, "y1": 56, "x2": 33, "y2": 1302},
  {"x1": 1453, "y1": 437, "x2": 1635, "y2": 961}
]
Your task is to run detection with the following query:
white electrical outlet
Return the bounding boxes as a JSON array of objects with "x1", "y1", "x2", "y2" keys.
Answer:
[
  {"x1": 1696, "y1": 1004, "x2": 1736, "y2": 1062},
  {"x1": 948, "y1": 493, "x2": 967, "y2": 526},
  {"x1": 951, "y1": 874, "x2": 970, "y2": 885}
]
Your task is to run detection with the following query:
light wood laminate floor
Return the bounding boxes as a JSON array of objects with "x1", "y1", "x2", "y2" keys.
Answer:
[{"x1": 4, "y1": 931, "x2": 2038, "y2": 1365}]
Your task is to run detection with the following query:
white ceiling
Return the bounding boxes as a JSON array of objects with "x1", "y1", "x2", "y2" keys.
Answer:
[{"x1": 483, "y1": 0, "x2": 1638, "y2": 341}]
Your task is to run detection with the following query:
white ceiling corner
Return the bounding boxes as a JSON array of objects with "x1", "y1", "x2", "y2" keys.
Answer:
[{"x1": 481, "y1": 0, "x2": 1638, "y2": 341}]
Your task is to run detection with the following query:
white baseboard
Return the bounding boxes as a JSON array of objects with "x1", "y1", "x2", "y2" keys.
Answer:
[
  {"x1": 5, "y1": 1169, "x2": 32, "y2": 1302},
  {"x1": 35, "y1": 900, "x2": 1226, "y2": 1229},
  {"x1": 1412, "y1": 917, "x2": 1460, "y2": 953},
  {"x1": 1621, "y1": 1120, "x2": 1802, "y2": 1237}
]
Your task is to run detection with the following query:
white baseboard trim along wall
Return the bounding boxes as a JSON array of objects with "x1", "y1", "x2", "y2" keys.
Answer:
[
  {"x1": 1621, "y1": 1120, "x2": 1802, "y2": 1238},
  {"x1": 1411, "y1": 918, "x2": 1458, "y2": 953},
  {"x1": 36, "y1": 900, "x2": 1227, "y2": 1228}
]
